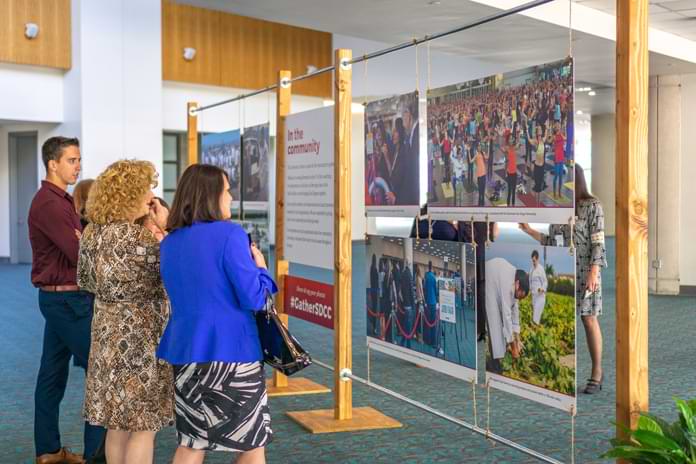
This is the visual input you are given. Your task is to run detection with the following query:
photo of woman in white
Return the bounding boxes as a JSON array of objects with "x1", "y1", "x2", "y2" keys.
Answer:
[{"x1": 529, "y1": 250, "x2": 548, "y2": 325}]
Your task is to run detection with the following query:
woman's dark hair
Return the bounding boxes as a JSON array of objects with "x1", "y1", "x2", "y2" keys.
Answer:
[
  {"x1": 393, "y1": 117, "x2": 406, "y2": 146},
  {"x1": 166, "y1": 164, "x2": 229, "y2": 231},
  {"x1": 574, "y1": 163, "x2": 595, "y2": 206},
  {"x1": 531, "y1": 250, "x2": 539, "y2": 260}
]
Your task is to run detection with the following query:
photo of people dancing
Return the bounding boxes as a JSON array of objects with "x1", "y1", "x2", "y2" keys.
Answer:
[{"x1": 427, "y1": 58, "x2": 574, "y2": 209}]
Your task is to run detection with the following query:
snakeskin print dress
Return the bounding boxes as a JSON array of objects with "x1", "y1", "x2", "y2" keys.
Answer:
[{"x1": 78, "y1": 222, "x2": 174, "y2": 431}]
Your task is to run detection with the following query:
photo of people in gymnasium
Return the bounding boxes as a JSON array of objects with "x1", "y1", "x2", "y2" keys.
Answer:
[
  {"x1": 484, "y1": 233, "x2": 576, "y2": 410},
  {"x1": 366, "y1": 235, "x2": 476, "y2": 380},
  {"x1": 427, "y1": 58, "x2": 574, "y2": 218},
  {"x1": 242, "y1": 123, "x2": 270, "y2": 210},
  {"x1": 365, "y1": 91, "x2": 421, "y2": 215},
  {"x1": 201, "y1": 129, "x2": 242, "y2": 211}
]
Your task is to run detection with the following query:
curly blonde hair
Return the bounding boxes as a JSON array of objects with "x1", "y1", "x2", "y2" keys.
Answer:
[{"x1": 86, "y1": 160, "x2": 158, "y2": 225}]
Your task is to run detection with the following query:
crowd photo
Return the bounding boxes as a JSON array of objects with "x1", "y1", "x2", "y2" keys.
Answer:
[
  {"x1": 364, "y1": 91, "x2": 421, "y2": 211},
  {"x1": 366, "y1": 236, "x2": 477, "y2": 374},
  {"x1": 427, "y1": 58, "x2": 574, "y2": 209},
  {"x1": 201, "y1": 129, "x2": 242, "y2": 210}
]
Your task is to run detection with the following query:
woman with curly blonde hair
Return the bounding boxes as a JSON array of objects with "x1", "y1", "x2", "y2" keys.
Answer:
[{"x1": 77, "y1": 160, "x2": 174, "y2": 464}]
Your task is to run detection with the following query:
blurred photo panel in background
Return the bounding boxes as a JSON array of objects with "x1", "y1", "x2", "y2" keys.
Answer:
[
  {"x1": 366, "y1": 235, "x2": 477, "y2": 382},
  {"x1": 365, "y1": 91, "x2": 421, "y2": 217},
  {"x1": 427, "y1": 58, "x2": 574, "y2": 224},
  {"x1": 201, "y1": 129, "x2": 242, "y2": 213},
  {"x1": 242, "y1": 123, "x2": 271, "y2": 212}
]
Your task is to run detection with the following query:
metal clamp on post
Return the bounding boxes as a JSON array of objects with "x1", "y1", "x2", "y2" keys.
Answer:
[
  {"x1": 280, "y1": 76, "x2": 291, "y2": 89},
  {"x1": 188, "y1": 105, "x2": 199, "y2": 117},
  {"x1": 339, "y1": 368, "x2": 353, "y2": 382},
  {"x1": 339, "y1": 57, "x2": 352, "y2": 71}
]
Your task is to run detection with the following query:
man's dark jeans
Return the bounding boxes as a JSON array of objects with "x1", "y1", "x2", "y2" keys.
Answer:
[{"x1": 34, "y1": 290, "x2": 105, "y2": 458}]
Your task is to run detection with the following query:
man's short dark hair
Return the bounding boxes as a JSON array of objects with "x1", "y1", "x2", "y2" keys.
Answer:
[
  {"x1": 531, "y1": 250, "x2": 539, "y2": 260},
  {"x1": 515, "y1": 270, "x2": 530, "y2": 297},
  {"x1": 42, "y1": 137, "x2": 80, "y2": 169}
]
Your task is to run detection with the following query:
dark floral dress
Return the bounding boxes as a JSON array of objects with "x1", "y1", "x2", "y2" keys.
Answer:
[{"x1": 78, "y1": 222, "x2": 174, "y2": 431}]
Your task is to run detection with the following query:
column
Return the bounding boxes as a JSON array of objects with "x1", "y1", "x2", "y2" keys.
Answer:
[{"x1": 648, "y1": 75, "x2": 682, "y2": 295}]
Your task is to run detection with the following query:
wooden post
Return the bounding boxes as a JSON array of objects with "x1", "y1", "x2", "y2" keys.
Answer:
[
  {"x1": 334, "y1": 48, "x2": 353, "y2": 421},
  {"x1": 273, "y1": 70, "x2": 292, "y2": 390},
  {"x1": 187, "y1": 102, "x2": 198, "y2": 165},
  {"x1": 285, "y1": 49, "x2": 401, "y2": 433},
  {"x1": 615, "y1": 0, "x2": 649, "y2": 439},
  {"x1": 267, "y1": 71, "x2": 330, "y2": 397}
]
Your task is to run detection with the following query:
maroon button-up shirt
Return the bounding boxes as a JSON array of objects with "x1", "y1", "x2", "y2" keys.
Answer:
[{"x1": 28, "y1": 181, "x2": 83, "y2": 287}]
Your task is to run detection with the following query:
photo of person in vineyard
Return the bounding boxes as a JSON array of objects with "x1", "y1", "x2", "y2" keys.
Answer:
[
  {"x1": 427, "y1": 58, "x2": 574, "y2": 210},
  {"x1": 365, "y1": 236, "x2": 477, "y2": 372},
  {"x1": 485, "y1": 237, "x2": 576, "y2": 398},
  {"x1": 365, "y1": 92, "x2": 420, "y2": 210}
]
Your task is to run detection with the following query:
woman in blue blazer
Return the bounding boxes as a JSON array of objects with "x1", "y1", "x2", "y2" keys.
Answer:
[{"x1": 157, "y1": 164, "x2": 276, "y2": 464}]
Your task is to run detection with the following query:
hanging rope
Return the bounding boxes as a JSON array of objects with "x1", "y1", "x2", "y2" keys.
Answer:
[
  {"x1": 472, "y1": 378, "x2": 479, "y2": 428},
  {"x1": 485, "y1": 214, "x2": 491, "y2": 248},
  {"x1": 570, "y1": 405, "x2": 576, "y2": 464},
  {"x1": 568, "y1": 0, "x2": 573, "y2": 58},
  {"x1": 414, "y1": 38, "x2": 420, "y2": 94},
  {"x1": 486, "y1": 381, "x2": 492, "y2": 441},
  {"x1": 470, "y1": 217, "x2": 476, "y2": 250},
  {"x1": 364, "y1": 58, "x2": 370, "y2": 241},
  {"x1": 427, "y1": 40, "x2": 432, "y2": 91},
  {"x1": 428, "y1": 214, "x2": 433, "y2": 241},
  {"x1": 568, "y1": 216, "x2": 575, "y2": 255}
]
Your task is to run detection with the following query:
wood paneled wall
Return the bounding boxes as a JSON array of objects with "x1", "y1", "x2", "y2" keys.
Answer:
[
  {"x1": 162, "y1": 1, "x2": 332, "y2": 98},
  {"x1": 0, "y1": 0, "x2": 71, "y2": 70}
]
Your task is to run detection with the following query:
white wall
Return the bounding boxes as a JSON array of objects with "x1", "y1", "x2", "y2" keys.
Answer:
[
  {"x1": 75, "y1": 0, "x2": 163, "y2": 185},
  {"x1": 0, "y1": 64, "x2": 64, "y2": 123},
  {"x1": 680, "y1": 74, "x2": 696, "y2": 287},
  {"x1": 591, "y1": 114, "x2": 616, "y2": 237}
]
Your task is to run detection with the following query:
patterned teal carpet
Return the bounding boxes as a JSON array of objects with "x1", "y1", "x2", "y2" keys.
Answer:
[{"x1": 1, "y1": 238, "x2": 695, "y2": 463}]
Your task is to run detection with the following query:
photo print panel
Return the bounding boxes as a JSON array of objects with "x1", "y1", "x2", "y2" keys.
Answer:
[
  {"x1": 365, "y1": 91, "x2": 421, "y2": 218},
  {"x1": 427, "y1": 57, "x2": 574, "y2": 224},
  {"x1": 366, "y1": 235, "x2": 477, "y2": 382},
  {"x1": 234, "y1": 211, "x2": 271, "y2": 264},
  {"x1": 483, "y1": 238, "x2": 576, "y2": 412},
  {"x1": 242, "y1": 123, "x2": 271, "y2": 212},
  {"x1": 201, "y1": 129, "x2": 242, "y2": 212}
]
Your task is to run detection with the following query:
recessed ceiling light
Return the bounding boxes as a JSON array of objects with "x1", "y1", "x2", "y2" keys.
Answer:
[
  {"x1": 588, "y1": 90, "x2": 596, "y2": 96},
  {"x1": 577, "y1": 110, "x2": 584, "y2": 115},
  {"x1": 428, "y1": 0, "x2": 441, "y2": 4}
]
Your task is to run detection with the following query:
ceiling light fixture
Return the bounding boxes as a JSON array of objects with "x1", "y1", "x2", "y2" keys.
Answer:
[
  {"x1": 588, "y1": 90, "x2": 597, "y2": 96},
  {"x1": 428, "y1": 0, "x2": 441, "y2": 5},
  {"x1": 577, "y1": 110, "x2": 584, "y2": 115}
]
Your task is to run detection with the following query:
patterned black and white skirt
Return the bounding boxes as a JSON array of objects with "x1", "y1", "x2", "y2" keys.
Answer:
[{"x1": 173, "y1": 361, "x2": 272, "y2": 452}]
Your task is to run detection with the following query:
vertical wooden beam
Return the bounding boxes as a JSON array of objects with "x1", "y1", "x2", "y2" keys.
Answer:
[
  {"x1": 334, "y1": 48, "x2": 352, "y2": 421},
  {"x1": 274, "y1": 70, "x2": 292, "y2": 389},
  {"x1": 187, "y1": 102, "x2": 199, "y2": 166},
  {"x1": 615, "y1": 0, "x2": 649, "y2": 438}
]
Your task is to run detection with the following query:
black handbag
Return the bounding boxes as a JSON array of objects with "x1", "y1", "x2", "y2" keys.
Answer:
[{"x1": 256, "y1": 292, "x2": 312, "y2": 376}]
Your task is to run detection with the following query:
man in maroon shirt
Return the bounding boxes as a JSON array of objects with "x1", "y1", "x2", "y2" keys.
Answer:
[{"x1": 28, "y1": 137, "x2": 105, "y2": 464}]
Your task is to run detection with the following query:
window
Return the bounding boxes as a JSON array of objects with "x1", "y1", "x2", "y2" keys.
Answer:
[{"x1": 162, "y1": 132, "x2": 187, "y2": 206}]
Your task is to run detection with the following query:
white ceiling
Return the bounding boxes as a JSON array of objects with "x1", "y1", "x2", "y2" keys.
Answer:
[
  {"x1": 576, "y1": 0, "x2": 696, "y2": 41},
  {"x1": 177, "y1": 0, "x2": 696, "y2": 115}
]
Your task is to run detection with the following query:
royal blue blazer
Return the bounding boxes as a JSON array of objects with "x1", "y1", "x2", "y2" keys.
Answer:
[{"x1": 157, "y1": 221, "x2": 277, "y2": 364}]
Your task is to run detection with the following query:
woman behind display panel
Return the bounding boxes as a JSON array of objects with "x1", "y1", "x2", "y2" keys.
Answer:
[
  {"x1": 157, "y1": 164, "x2": 277, "y2": 464},
  {"x1": 77, "y1": 160, "x2": 174, "y2": 464},
  {"x1": 519, "y1": 163, "x2": 607, "y2": 394}
]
